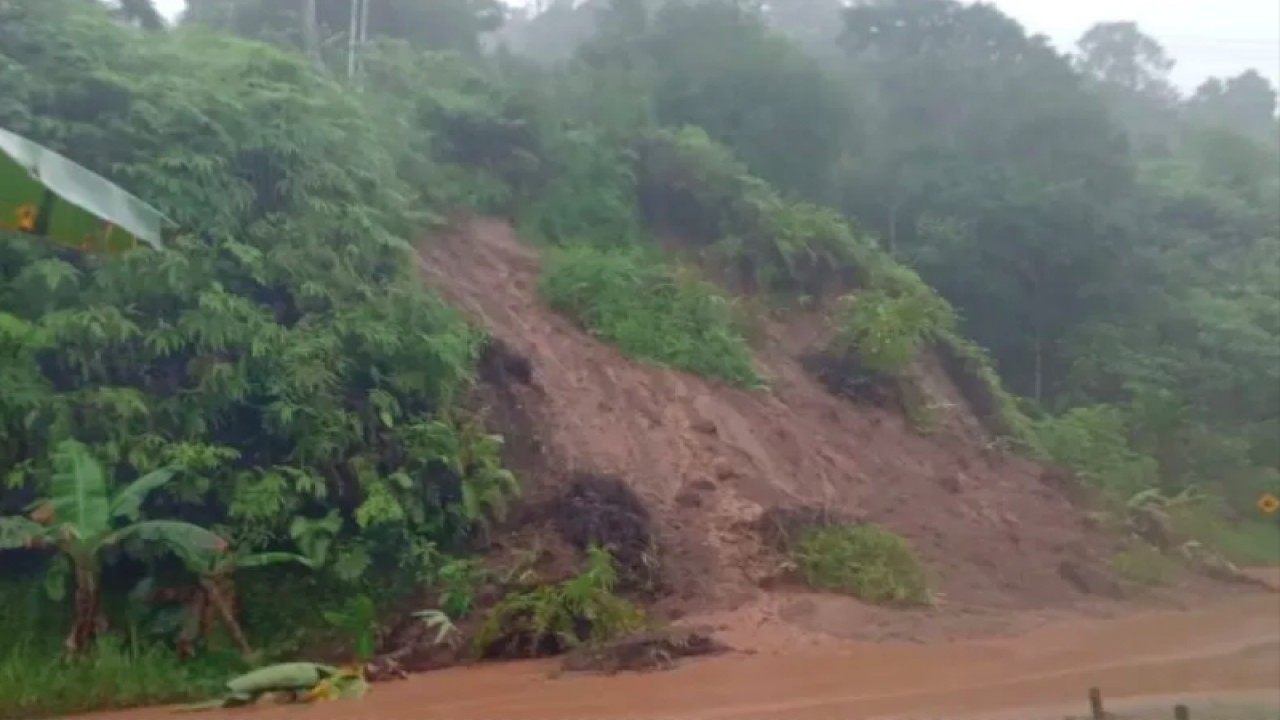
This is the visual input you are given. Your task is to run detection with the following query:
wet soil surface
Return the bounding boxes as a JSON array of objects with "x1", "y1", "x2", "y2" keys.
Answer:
[
  {"x1": 87, "y1": 590, "x2": 1280, "y2": 720},
  {"x1": 414, "y1": 218, "x2": 1122, "y2": 617}
]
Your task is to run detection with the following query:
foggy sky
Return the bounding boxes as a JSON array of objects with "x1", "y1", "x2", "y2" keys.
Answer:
[{"x1": 151, "y1": 0, "x2": 1279, "y2": 92}]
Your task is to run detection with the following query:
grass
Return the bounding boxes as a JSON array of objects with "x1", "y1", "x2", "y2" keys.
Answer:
[
  {"x1": 540, "y1": 242, "x2": 762, "y2": 387},
  {"x1": 0, "y1": 636, "x2": 227, "y2": 719},
  {"x1": 792, "y1": 523, "x2": 931, "y2": 606},
  {"x1": 1170, "y1": 508, "x2": 1280, "y2": 567},
  {"x1": 1110, "y1": 544, "x2": 1183, "y2": 588}
]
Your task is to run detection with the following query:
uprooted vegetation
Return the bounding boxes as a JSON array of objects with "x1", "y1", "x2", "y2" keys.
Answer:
[
  {"x1": 473, "y1": 546, "x2": 647, "y2": 659},
  {"x1": 557, "y1": 626, "x2": 730, "y2": 676}
]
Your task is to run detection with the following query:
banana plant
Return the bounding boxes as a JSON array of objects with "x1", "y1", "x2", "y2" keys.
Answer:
[
  {"x1": 0, "y1": 440, "x2": 226, "y2": 654},
  {"x1": 179, "y1": 547, "x2": 314, "y2": 658}
]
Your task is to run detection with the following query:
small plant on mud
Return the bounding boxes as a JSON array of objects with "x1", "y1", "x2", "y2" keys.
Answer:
[
  {"x1": 1110, "y1": 544, "x2": 1181, "y2": 588},
  {"x1": 323, "y1": 595, "x2": 379, "y2": 663},
  {"x1": 792, "y1": 523, "x2": 931, "y2": 606},
  {"x1": 411, "y1": 609, "x2": 462, "y2": 649},
  {"x1": 432, "y1": 557, "x2": 487, "y2": 620},
  {"x1": 473, "y1": 546, "x2": 646, "y2": 658}
]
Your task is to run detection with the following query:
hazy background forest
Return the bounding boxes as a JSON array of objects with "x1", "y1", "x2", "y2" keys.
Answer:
[{"x1": 0, "y1": 0, "x2": 1277, "y2": 716}]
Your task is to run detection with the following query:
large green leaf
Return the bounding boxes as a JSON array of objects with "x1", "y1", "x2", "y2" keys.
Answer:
[
  {"x1": 0, "y1": 516, "x2": 47, "y2": 550},
  {"x1": 109, "y1": 467, "x2": 178, "y2": 522},
  {"x1": 48, "y1": 440, "x2": 112, "y2": 541},
  {"x1": 105, "y1": 519, "x2": 226, "y2": 569},
  {"x1": 0, "y1": 125, "x2": 170, "y2": 253},
  {"x1": 44, "y1": 554, "x2": 71, "y2": 602},
  {"x1": 232, "y1": 551, "x2": 314, "y2": 571}
]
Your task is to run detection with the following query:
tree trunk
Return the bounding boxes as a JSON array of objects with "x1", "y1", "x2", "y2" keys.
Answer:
[
  {"x1": 346, "y1": 0, "x2": 359, "y2": 79},
  {"x1": 202, "y1": 577, "x2": 253, "y2": 657},
  {"x1": 887, "y1": 202, "x2": 899, "y2": 257},
  {"x1": 65, "y1": 568, "x2": 101, "y2": 655}
]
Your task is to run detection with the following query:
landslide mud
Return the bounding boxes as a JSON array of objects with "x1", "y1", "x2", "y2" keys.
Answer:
[
  {"x1": 413, "y1": 217, "x2": 1121, "y2": 617},
  {"x1": 87, "y1": 591, "x2": 1280, "y2": 720}
]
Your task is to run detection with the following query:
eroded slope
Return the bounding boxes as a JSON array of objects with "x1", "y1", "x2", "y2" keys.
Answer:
[{"x1": 417, "y1": 218, "x2": 1117, "y2": 624}]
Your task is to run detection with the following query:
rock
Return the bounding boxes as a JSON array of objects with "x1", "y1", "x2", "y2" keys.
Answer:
[
  {"x1": 675, "y1": 489, "x2": 703, "y2": 508},
  {"x1": 712, "y1": 458, "x2": 736, "y2": 480},
  {"x1": 1058, "y1": 559, "x2": 1122, "y2": 598},
  {"x1": 1129, "y1": 505, "x2": 1175, "y2": 551},
  {"x1": 937, "y1": 473, "x2": 965, "y2": 494},
  {"x1": 690, "y1": 417, "x2": 718, "y2": 435}
]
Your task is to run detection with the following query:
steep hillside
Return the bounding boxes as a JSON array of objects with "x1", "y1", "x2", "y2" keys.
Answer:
[{"x1": 418, "y1": 218, "x2": 1123, "y2": 628}]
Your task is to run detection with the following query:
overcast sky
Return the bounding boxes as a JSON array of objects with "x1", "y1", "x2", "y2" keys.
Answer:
[{"x1": 152, "y1": 0, "x2": 1278, "y2": 92}]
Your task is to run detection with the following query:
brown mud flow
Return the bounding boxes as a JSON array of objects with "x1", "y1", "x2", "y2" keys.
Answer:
[
  {"x1": 413, "y1": 217, "x2": 1123, "y2": 618},
  {"x1": 86, "y1": 592, "x2": 1279, "y2": 720}
]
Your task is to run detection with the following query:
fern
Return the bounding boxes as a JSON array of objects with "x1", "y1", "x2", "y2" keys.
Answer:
[{"x1": 473, "y1": 546, "x2": 645, "y2": 658}]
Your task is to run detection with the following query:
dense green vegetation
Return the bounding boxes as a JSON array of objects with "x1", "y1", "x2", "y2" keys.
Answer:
[
  {"x1": 541, "y1": 243, "x2": 761, "y2": 386},
  {"x1": 1, "y1": 0, "x2": 1277, "y2": 714},
  {"x1": 474, "y1": 545, "x2": 646, "y2": 657},
  {"x1": 792, "y1": 523, "x2": 931, "y2": 606}
]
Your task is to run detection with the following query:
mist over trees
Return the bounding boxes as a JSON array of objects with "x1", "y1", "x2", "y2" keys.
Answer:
[{"x1": 496, "y1": 0, "x2": 1279, "y2": 508}]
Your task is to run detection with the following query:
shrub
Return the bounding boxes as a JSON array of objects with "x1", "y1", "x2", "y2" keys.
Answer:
[
  {"x1": 934, "y1": 330, "x2": 1037, "y2": 446},
  {"x1": 540, "y1": 243, "x2": 761, "y2": 387},
  {"x1": 0, "y1": 3, "x2": 516, "y2": 595},
  {"x1": 1168, "y1": 502, "x2": 1280, "y2": 567},
  {"x1": 1110, "y1": 545, "x2": 1181, "y2": 588},
  {"x1": 831, "y1": 281, "x2": 953, "y2": 375},
  {"x1": 792, "y1": 523, "x2": 930, "y2": 606},
  {"x1": 474, "y1": 546, "x2": 645, "y2": 658},
  {"x1": 635, "y1": 126, "x2": 865, "y2": 296},
  {"x1": 1034, "y1": 406, "x2": 1159, "y2": 499}
]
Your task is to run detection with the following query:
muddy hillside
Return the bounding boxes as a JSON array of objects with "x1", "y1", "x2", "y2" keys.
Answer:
[{"x1": 417, "y1": 218, "x2": 1119, "y2": 625}]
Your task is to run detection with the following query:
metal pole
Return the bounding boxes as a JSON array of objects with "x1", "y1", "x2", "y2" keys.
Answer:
[
  {"x1": 346, "y1": 0, "x2": 359, "y2": 80},
  {"x1": 357, "y1": 0, "x2": 370, "y2": 86}
]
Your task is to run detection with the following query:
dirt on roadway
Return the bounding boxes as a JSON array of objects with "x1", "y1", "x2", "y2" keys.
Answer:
[{"x1": 88, "y1": 590, "x2": 1280, "y2": 720}]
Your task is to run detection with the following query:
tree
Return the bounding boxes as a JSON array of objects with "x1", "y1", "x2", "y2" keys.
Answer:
[
  {"x1": 1186, "y1": 70, "x2": 1279, "y2": 144},
  {"x1": 838, "y1": 0, "x2": 1132, "y2": 400},
  {"x1": 105, "y1": 0, "x2": 166, "y2": 30},
  {"x1": 575, "y1": 0, "x2": 855, "y2": 201},
  {"x1": 1076, "y1": 22, "x2": 1175, "y2": 96},
  {"x1": 1074, "y1": 22, "x2": 1179, "y2": 154},
  {"x1": 0, "y1": 440, "x2": 225, "y2": 654}
]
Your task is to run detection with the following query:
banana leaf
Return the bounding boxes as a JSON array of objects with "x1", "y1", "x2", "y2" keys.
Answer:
[
  {"x1": 0, "y1": 125, "x2": 170, "y2": 253},
  {"x1": 225, "y1": 663, "x2": 339, "y2": 694}
]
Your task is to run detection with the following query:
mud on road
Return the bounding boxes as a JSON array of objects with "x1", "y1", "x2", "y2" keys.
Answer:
[{"x1": 88, "y1": 590, "x2": 1280, "y2": 720}]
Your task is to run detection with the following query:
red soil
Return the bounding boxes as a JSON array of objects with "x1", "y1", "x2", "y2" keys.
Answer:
[{"x1": 414, "y1": 217, "x2": 1141, "y2": 637}]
